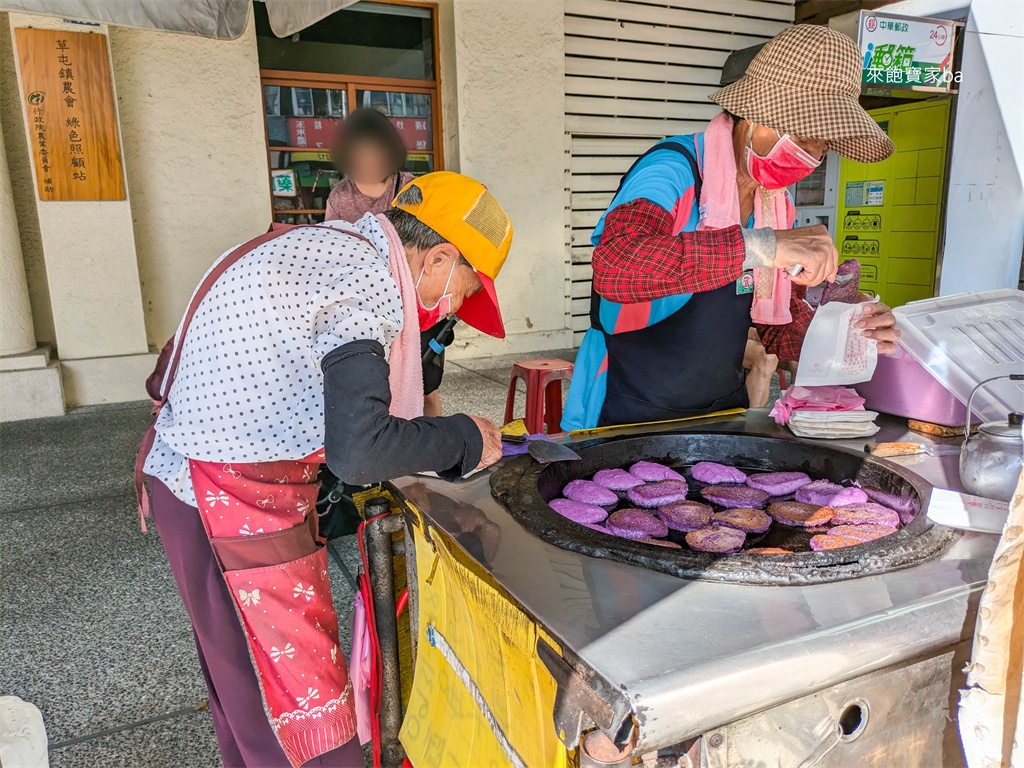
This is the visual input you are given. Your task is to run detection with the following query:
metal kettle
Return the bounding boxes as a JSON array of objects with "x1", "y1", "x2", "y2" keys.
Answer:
[{"x1": 959, "y1": 375, "x2": 1024, "y2": 503}]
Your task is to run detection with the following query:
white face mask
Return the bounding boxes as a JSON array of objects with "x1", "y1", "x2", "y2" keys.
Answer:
[{"x1": 415, "y1": 259, "x2": 457, "y2": 330}]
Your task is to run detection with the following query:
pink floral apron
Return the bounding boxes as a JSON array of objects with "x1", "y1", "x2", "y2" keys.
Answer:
[
  {"x1": 137, "y1": 225, "x2": 372, "y2": 766},
  {"x1": 189, "y1": 451, "x2": 356, "y2": 767}
]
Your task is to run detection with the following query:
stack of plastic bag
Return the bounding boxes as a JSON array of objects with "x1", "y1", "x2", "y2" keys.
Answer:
[
  {"x1": 771, "y1": 385, "x2": 879, "y2": 439},
  {"x1": 787, "y1": 407, "x2": 880, "y2": 438}
]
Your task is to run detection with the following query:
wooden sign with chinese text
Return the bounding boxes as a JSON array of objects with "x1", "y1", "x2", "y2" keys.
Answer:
[{"x1": 15, "y1": 28, "x2": 125, "y2": 201}]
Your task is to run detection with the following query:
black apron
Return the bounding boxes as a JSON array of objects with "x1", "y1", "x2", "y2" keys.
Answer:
[{"x1": 593, "y1": 141, "x2": 752, "y2": 427}]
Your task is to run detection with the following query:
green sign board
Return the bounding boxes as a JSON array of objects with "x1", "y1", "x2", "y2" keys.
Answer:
[{"x1": 859, "y1": 11, "x2": 959, "y2": 92}]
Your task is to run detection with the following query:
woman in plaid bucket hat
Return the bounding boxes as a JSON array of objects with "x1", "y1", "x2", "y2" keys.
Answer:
[{"x1": 562, "y1": 24, "x2": 901, "y2": 431}]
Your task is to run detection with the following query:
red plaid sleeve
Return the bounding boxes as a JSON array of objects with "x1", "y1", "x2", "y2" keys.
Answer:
[
  {"x1": 755, "y1": 286, "x2": 813, "y2": 363},
  {"x1": 591, "y1": 199, "x2": 746, "y2": 304}
]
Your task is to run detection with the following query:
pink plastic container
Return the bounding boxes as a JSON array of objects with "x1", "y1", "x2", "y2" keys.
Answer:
[{"x1": 854, "y1": 346, "x2": 969, "y2": 427}]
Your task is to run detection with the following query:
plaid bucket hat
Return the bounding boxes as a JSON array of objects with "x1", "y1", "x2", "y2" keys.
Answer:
[{"x1": 709, "y1": 25, "x2": 894, "y2": 163}]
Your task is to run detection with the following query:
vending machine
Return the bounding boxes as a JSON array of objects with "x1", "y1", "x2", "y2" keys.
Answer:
[
  {"x1": 835, "y1": 98, "x2": 951, "y2": 306},
  {"x1": 791, "y1": 9, "x2": 963, "y2": 306}
]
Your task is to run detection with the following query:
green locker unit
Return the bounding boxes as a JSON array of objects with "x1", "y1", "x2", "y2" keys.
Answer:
[{"x1": 836, "y1": 99, "x2": 950, "y2": 307}]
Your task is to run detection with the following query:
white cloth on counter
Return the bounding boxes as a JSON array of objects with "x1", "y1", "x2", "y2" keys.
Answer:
[{"x1": 144, "y1": 213, "x2": 404, "y2": 505}]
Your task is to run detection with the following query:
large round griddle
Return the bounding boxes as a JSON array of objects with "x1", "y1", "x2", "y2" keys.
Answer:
[{"x1": 490, "y1": 432, "x2": 959, "y2": 586}]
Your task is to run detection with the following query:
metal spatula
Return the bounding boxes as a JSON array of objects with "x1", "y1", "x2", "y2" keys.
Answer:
[{"x1": 527, "y1": 439, "x2": 581, "y2": 464}]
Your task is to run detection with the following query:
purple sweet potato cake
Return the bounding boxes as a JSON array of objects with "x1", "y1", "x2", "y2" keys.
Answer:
[
  {"x1": 606, "y1": 508, "x2": 670, "y2": 539},
  {"x1": 809, "y1": 533, "x2": 864, "y2": 551},
  {"x1": 831, "y1": 503, "x2": 900, "y2": 529},
  {"x1": 745, "y1": 471, "x2": 811, "y2": 496},
  {"x1": 768, "y1": 501, "x2": 834, "y2": 528},
  {"x1": 562, "y1": 479, "x2": 618, "y2": 507},
  {"x1": 592, "y1": 468, "x2": 645, "y2": 493},
  {"x1": 829, "y1": 487, "x2": 870, "y2": 506},
  {"x1": 628, "y1": 460, "x2": 686, "y2": 483},
  {"x1": 700, "y1": 484, "x2": 770, "y2": 509},
  {"x1": 548, "y1": 498, "x2": 609, "y2": 524},
  {"x1": 795, "y1": 479, "x2": 868, "y2": 507},
  {"x1": 810, "y1": 523, "x2": 896, "y2": 551},
  {"x1": 746, "y1": 547, "x2": 793, "y2": 555},
  {"x1": 827, "y1": 524, "x2": 897, "y2": 543},
  {"x1": 690, "y1": 461, "x2": 747, "y2": 484},
  {"x1": 685, "y1": 525, "x2": 747, "y2": 553},
  {"x1": 637, "y1": 537, "x2": 682, "y2": 549},
  {"x1": 712, "y1": 507, "x2": 772, "y2": 533},
  {"x1": 865, "y1": 488, "x2": 918, "y2": 524},
  {"x1": 626, "y1": 479, "x2": 689, "y2": 508},
  {"x1": 657, "y1": 500, "x2": 712, "y2": 532}
]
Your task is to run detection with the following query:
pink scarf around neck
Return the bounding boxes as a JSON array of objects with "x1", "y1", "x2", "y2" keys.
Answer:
[
  {"x1": 697, "y1": 111, "x2": 792, "y2": 325},
  {"x1": 376, "y1": 214, "x2": 424, "y2": 419}
]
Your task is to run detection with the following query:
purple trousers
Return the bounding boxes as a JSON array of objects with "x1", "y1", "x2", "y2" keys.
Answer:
[{"x1": 150, "y1": 479, "x2": 363, "y2": 768}]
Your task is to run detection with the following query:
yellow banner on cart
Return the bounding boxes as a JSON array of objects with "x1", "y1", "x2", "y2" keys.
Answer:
[{"x1": 400, "y1": 506, "x2": 569, "y2": 768}]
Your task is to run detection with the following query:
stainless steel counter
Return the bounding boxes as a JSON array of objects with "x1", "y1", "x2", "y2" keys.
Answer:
[{"x1": 393, "y1": 410, "x2": 997, "y2": 752}]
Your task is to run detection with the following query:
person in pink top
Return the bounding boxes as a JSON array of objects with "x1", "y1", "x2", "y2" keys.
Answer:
[
  {"x1": 325, "y1": 109, "x2": 453, "y2": 417},
  {"x1": 324, "y1": 108, "x2": 415, "y2": 224}
]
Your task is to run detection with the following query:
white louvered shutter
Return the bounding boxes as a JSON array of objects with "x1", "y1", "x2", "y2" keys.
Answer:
[{"x1": 565, "y1": 0, "x2": 794, "y2": 343}]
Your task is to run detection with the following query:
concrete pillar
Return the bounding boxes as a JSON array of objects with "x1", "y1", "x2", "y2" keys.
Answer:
[
  {"x1": 0, "y1": 109, "x2": 35, "y2": 357},
  {"x1": 0, "y1": 97, "x2": 63, "y2": 422},
  {"x1": 443, "y1": 0, "x2": 571, "y2": 359},
  {"x1": 5, "y1": 14, "x2": 153, "y2": 412}
]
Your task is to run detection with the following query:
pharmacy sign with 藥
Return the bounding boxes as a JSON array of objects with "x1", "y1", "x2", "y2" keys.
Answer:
[{"x1": 859, "y1": 11, "x2": 959, "y2": 93}]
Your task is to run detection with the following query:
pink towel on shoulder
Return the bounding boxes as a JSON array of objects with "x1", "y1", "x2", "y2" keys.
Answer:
[
  {"x1": 376, "y1": 214, "x2": 424, "y2": 419},
  {"x1": 697, "y1": 111, "x2": 792, "y2": 325}
]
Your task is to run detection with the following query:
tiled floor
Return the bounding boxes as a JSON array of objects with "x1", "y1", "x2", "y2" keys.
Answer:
[{"x1": 0, "y1": 349, "x2": 575, "y2": 767}]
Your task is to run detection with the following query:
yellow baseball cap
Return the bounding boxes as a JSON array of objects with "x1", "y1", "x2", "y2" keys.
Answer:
[{"x1": 392, "y1": 171, "x2": 513, "y2": 338}]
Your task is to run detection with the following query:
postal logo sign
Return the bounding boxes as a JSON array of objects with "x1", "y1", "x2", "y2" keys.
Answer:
[{"x1": 865, "y1": 16, "x2": 877, "y2": 32}]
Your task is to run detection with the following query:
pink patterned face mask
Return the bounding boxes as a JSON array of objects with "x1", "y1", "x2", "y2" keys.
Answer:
[
  {"x1": 415, "y1": 259, "x2": 456, "y2": 331},
  {"x1": 745, "y1": 126, "x2": 822, "y2": 189}
]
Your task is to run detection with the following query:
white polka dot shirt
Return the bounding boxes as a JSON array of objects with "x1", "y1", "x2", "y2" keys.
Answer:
[{"x1": 144, "y1": 214, "x2": 403, "y2": 506}]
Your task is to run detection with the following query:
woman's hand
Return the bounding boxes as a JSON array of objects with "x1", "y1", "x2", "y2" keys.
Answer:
[
  {"x1": 773, "y1": 225, "x2": 839, "y2": 286},
  {"x1": 468, "y1": 416, "x2": 503, "y2": 470},
  {"x1": 857, "y1": 299, "x2": 901, "y2": 355}
]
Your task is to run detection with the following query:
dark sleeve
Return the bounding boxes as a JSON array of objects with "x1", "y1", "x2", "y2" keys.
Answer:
[
  {"x1": 322, "y1": 339, "x2": 482, "y2": 484},
  {"x1": 592, "y1": 199, "x2": 747, "y2": 304}
]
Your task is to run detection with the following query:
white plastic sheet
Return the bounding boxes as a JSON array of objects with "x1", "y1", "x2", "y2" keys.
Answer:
[
  {"x1": 0, "y1": 0, "x2": 359, "y2": 40},
  {"x1": 795, "y1": 298, "x2": 880, "y2": 388}
]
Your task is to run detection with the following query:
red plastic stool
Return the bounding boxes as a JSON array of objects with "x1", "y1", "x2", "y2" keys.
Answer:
[{"x1": 504, "y1": 358, "x2": 574, "y2": 434}]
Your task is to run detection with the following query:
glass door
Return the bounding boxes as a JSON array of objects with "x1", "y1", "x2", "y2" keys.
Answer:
[
  {"x1": 264, "y1": 84, "x2": 348, "y2": 223},
  {"x1": 257, "y1": 1, "x2": 443, "y2": 225},
  {"x1": 355, "y1": 89, "x2": 435, "y2": 174}
]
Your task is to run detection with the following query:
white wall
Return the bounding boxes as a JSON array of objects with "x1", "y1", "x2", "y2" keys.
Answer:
[
  {"x1": 938, "y1": 0, "x2": 1024, "y2": 293},
  {"x1": 109, "y1": 16, "x2": 271, "y2": 348},
  {"x1": 445, "y1": 0, "x2": 571, "y2": 358},
  {"x1": 0, "y1": 106, "x2": 34, "y2": 356}
]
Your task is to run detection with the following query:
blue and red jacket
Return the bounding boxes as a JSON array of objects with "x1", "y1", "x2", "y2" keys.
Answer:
[{"x1": 562, "y1": 133, "x2": 808, "y2": 430}]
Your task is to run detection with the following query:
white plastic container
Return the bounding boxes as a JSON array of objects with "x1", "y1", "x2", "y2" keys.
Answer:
[{"x1": 890, "y1": 289, "x2": 1024, "y2": 422}]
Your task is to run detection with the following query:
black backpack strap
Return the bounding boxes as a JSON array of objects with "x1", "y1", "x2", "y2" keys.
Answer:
[
  {"x1": 611, "y1": 138, "x2": 703, "y2": 205},
  {"x1": 591, "y1": 138, "x2": 704, "y2": 333}
]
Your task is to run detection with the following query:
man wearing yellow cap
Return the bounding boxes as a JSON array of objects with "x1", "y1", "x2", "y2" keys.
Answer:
[{"x1": 140, "y1": 172, "x2": 512, "y2": 767}]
